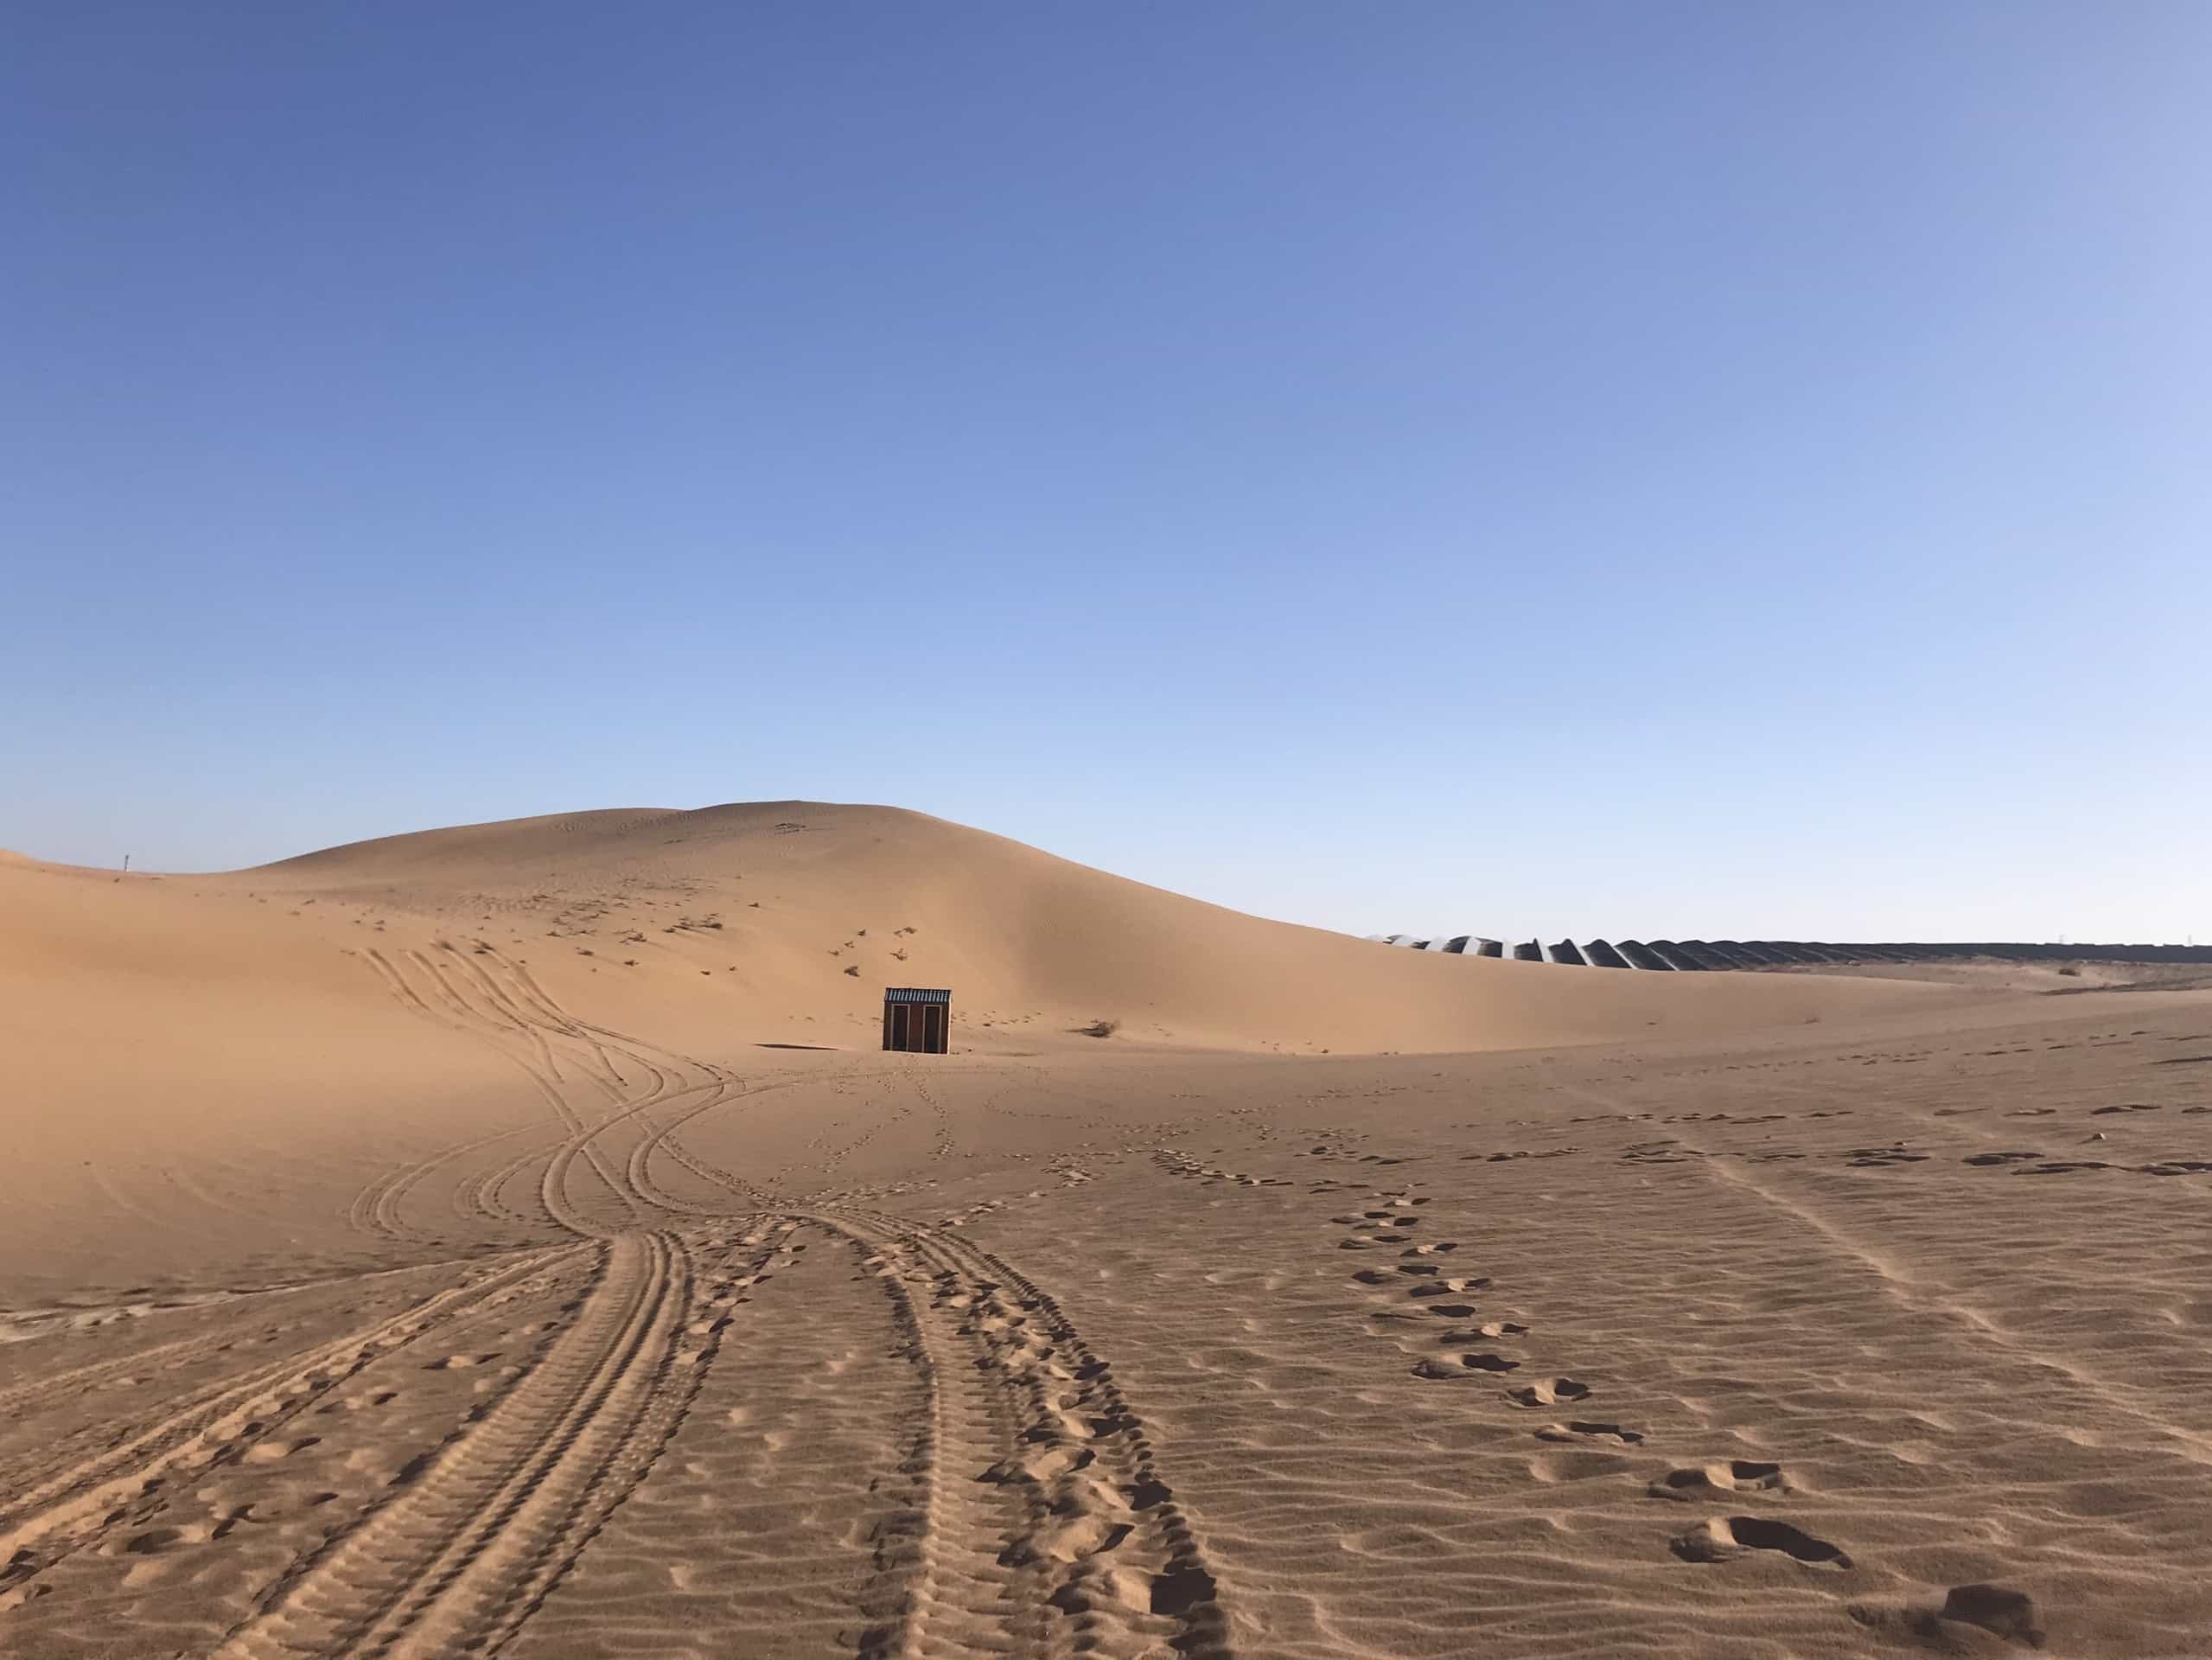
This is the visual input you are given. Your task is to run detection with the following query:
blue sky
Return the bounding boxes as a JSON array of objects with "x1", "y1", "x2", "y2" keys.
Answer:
[{"x1": 6, "y1": 2, "x2": 2208, "y2": 943}]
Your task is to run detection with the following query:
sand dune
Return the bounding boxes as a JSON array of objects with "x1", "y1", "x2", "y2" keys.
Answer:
[
  {"x1": 220, "y1": 799, "x2": 1986, "y2": 1049},
  {"x1": 4, "y1": 801, "x2": 2210, "y2": 1657}
]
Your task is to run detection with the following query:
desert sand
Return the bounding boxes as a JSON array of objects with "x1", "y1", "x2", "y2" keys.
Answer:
[{"x1": 3, "y1": 801, "x2": 2209, "y2": 1658}]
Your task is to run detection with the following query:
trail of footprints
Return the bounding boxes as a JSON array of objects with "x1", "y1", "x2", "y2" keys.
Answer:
[
  {"x1": 1617, "y1": 1128, "x2": 2212, "y2": 1180},
  {"x1": 1567, "y1": 1086, "x2": 2212, "y2": 1182},
  {"x1": 1137, "y1": 1080, "x2": 2194, "y2": 1631},
  {"x1": 1323, "y1": 1189, "x2": 1854, "y2": 1572}
]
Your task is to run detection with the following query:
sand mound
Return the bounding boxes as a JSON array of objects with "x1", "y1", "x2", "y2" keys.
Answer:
[{"x1": 234, "y1": 800, "x2": 1967, "y2": 1055}]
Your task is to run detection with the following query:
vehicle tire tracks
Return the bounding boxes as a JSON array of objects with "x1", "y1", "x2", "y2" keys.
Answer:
[
  {"x1": 810, "y1": 1203, "x2": 1234, "y2": 1660},
  {"x1": 214, "y1": 1225, "x2": 775, "y2": 1659},
  {"x1": 0, "y1": 1248, "x2": 581, "y2": 1600}
]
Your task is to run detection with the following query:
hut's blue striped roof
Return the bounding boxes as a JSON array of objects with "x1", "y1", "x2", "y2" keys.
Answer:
[{"x1": 883, "y1": 986, "x2": 952, "y2": 1005}]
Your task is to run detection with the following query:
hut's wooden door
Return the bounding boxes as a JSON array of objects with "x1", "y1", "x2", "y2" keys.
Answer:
[{"x1": 883, "y1": 1000, "x2": 946, "y2": 1052}]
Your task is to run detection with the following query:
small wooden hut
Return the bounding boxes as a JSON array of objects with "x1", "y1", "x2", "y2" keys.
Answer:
[{"x1": 882, "y1": 986, "x2": 951, "y2": 1054}]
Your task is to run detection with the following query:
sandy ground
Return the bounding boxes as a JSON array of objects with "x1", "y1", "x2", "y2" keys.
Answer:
[
  {"x1": 1758, "y1": 958, "x2": 2212, "y2": 995},
  {"x1": 3, "y1": 803, "x2": 2209, "y2": 1657}
]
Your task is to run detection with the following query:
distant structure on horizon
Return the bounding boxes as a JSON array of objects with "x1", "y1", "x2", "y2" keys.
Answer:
[{"x1": 1362, "y1": 935, "x2": 2212, "y2": 969}]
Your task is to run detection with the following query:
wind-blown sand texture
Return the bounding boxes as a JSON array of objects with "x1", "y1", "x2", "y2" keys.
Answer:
[{"x1": 3, "y1": 802, "x2": 2209, "y2": 1657}]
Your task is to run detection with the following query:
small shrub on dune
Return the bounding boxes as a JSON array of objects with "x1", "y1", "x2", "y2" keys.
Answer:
[{"x1": 1077, "y1": 1018, "x2": 1119, "y2": 1038}]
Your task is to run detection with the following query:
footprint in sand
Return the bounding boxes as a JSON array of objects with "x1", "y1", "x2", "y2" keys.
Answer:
[
  {"x1": 1845, "y1": 1146, "x2": 1928, "y2": 1167},
  {"x1": 241, "y1": 1435, "x2": 322, "y2": 1464},
  {"x1": 1846, "y1": 1581, "x2": 2047, "y2": 1648},
  {"x1": 423, "y1": 1351, "x2": 500, "y2": 1370},
  {"x1": 1508, "y1": 1377, "x2": 1590, "y2": 1408},
  {"x1": 984, "y1": 1443, "x2": 1093, "y2": 1484},
  {"x1": 1536, "y1": 1421, "x2": 1643, "y2": 1445},
  {"x1": 113, "y1": 1523, "x2": 215, "y2": 1556},
  {"x1": 1528, "y1": 1448, "x2": 1635, "y2": 1482},
  {"x1": 1648, "y1": 1459, "x2": 1788, "y2": 1500},
  {"x1": 1456, "y1": 1352, "x2": 1520, "y2": 1371},
  {"x1": 193, "y1": 1479, "x2": 338, "y2": 1523},
  {"x1": 1009, "y1": 1507, "x2": 1137, "y2": 1566},
  {"x1": 1933, "y1": 1584, "x2": 2044, "y2": 1645},
  {"x1": 1410, "y1": 1350, "x2": 1521, "y2": 1380},
  {"x1": 1670, "y1": 1515, "x2": 1850, "y2": 1567},
  {"x1": 323, "y1": 1388, "x2": 398, "y2": 1414}
]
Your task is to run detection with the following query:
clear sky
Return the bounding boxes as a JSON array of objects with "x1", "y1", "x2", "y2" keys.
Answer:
[{"x1": 7, "y1": 3, "x2": 2208, "y2": 944}]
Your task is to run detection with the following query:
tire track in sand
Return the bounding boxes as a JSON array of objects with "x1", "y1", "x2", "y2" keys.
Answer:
[
  {"x1": 810, "y1": 1203, "x2": 1234, "y2": 1660},
  {"x1": 347, "y1": 1122, "x2": 543, "y2": 1243},
  {"x1": 359, "y1": 948, "x2": 676, "y2": 1236},
  {"x1": 0, "y1": 1248, "x2": 580, "y2": 1601},
  {"x1": 214, "y1": 1226, "x2": 781, "y2": 1659}
]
